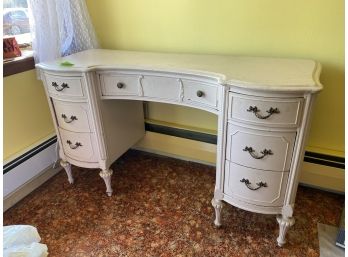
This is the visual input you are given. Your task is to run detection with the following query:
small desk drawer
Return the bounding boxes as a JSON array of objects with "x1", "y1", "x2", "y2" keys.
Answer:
[
  {"x1": 45, "y1": 73, "x2": 84, "y2": 98},
  {"x1": 53, "y1": 99, "x2": 92, "y2": 133},
  {"x1": 100, "y1": 73, "x2": 141, "y2": 96},
  {"x1": 226, "y1": 124, "x2": 296, "y2": 172},
  {"x1": 182, "y1": 80, "x2": 218, "y2": 108},
  {"x1": 59, "y1": 128, "x2": 98, "y2": 163},
  {"x1": 141, "y1": 76, "x2": 181, "y2": 101},
  {"x1": 228, "y1": 93, "x2": 303, "y2": 127},
  {"x1": 224, "y1": 161, "x2": 289, "y2": 207}
]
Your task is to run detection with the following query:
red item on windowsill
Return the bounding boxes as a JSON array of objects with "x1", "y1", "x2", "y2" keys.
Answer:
[{"x1": 3, "y1": 37, "x2": 22, "y2": 59}]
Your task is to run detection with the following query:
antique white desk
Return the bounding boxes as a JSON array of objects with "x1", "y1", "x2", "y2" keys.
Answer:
[{"x1": 37, "y1": 49, "x2": 322, "y2": 246}]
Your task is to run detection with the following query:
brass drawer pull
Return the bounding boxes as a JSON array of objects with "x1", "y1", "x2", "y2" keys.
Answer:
[
  {"x1": 247, "y1": 106, "x2": 279, "y2": 119},
  {"x1": 117, "y1": 82, "x2": 125, "y2": 89},
  {"x1": 61, "y1": 114, "x2": 78, "y2": 123},
  {"x1": 243, "y1": 146, "x2": 273, "y2": 159},
  {"x1": 196, "y1": 90, "x2": 204, "y2": 97},
  {"x1": 240, "y1": 178, "x2": 268, "y2": 191},
  {"x1": 66, "y1": 140, "x2": 82, "y2": 149},
  {"x1": 52, "y1": 82, "x2": 69, "y2": 91}
]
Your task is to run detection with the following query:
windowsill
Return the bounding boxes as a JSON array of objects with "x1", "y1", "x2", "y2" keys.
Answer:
[{"x1": 3, "y1": 49, "x2": 35, "y2": 77}]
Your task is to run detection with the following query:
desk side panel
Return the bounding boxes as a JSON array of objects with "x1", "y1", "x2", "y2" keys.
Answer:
[{"x1": 98, "y1": 98, "x2": 145, "y2": 168}]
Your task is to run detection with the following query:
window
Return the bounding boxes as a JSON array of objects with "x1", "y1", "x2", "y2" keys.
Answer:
[
  {"x1": 3, "y1": 0, "x2": 31, "y2": 46},
  {"x1": 3, "y1": 0, "x2": 34, "y2": 76}
]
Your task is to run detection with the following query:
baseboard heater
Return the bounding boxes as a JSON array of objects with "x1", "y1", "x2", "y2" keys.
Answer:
[{"x1": 3, "y1": 136, "x2": 57, "y2": 174}]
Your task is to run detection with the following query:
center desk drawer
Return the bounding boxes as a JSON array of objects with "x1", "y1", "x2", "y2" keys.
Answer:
[
  {"x1": 224, "y1": 161, "x2": 289, "y2": 207},
  {"x1": 59, "y1": 128, "x2": 98, "y2": 163},
  {"x1": 52, "y1": 99, "x2": 92, "y2": 133},
  {"x1": 228, "y1": 93, "x2": 303, "y2": 127},
  {"x1": 226, "y1": 124, "x2": 296, "y2": 172},
  {"x1": 45, "y1": 73, "x2": 85, "y2": 98},
  {"x1": 141, "y1": 76, "x2": 181, "y2": 101},
  {"x1": 100, "y1": 73, "x2": 141, "y2": 96}
]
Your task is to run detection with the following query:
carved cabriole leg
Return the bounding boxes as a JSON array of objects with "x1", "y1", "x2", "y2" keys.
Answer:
[
  {"x1": 211, "y1": 198, "x2": 223, "y2": 227},
  {"x1": 60, "y1": 160, "x2": 74, "y2": 184},
  {"x1": 276, "y1": 215, "x2": 295, "y2": 247},
  {"x1": 99, "y1": 169, "x2": 113, "y2": 196}
]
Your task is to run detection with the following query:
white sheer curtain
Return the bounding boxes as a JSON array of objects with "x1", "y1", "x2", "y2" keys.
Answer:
[{"x1": 28, "y1": 0, "x2": 99, "y2": 63}]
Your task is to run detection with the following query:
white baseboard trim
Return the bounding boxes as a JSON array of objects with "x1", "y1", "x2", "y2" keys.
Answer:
[
  {"x1": 134, "y1": 131, "x2": 217, "y2": 165},
  {"x1": 299, "y1": 162, "x2": 344, "y2": 193},
  {"x1": 4, "y1": 165, "x2": 61, "y2": 212},
  {"x1": 4, "y1": 139, "x2": 61, "y2": 212},
  {"x1": 133, "y1": 146, "x2": 216, "y2": 167}
]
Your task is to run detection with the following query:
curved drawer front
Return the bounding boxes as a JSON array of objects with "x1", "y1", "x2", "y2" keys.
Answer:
[
  {"x1": 141, "y1": 76, "x2": 181, "y2": 101},
  {"x1": 59, "y1": 128, "x2": 98, "y2": 163},
  {"x1": 224, "y1": 161, "x2": 289, "y2": 207},
  {"x1": 53, "y1": 99, "x2": 92, "y2": 133},
  {"x1": 228, "y1": 93, "x2": 303, "y2": 127},
  {"x1": 100, "y1": 73, "x2": 141, "y2": 96},
  {"x1": 226, "y1": 124, "x2": 296, "y2": 171},
  {"x1": 45, "y1": 73, "x2": 84, "y2": 98},
  {"x1": 182, "y1": 80, "x2": 218, "y2": 109}
]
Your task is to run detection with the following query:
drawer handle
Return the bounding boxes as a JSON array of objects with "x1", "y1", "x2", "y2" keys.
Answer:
[
  {"x1": 240, "y1": 178, "x2": 268, "y2": 191},
  {"x1": 61, "y1": 114, "x2": 78, "y2": 123},
  {"x1": 247, "y1": 106, "x2": 279, "y2": 119},
  {"x1": 196, "y1": 90, "x2": 204, "y2": 97},
  {"x1": 66, "y1": 140, "x2": 82, "y2": 149},
  {"x1": 52, "y1": 82, "x2": 69, "y2": 92},
  {"x1": 243, "y1": 146, "x2": 273, "y2": 159},
  {"x1": 117, "y1": 82, "x2": 125, "y2": 89}
]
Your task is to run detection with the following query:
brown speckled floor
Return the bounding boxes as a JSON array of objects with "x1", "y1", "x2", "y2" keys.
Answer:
[{"x1": 4, "y1": 150, "x2": 344, "y2": 257}]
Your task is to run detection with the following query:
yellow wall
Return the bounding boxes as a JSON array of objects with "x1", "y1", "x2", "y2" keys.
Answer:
[
  {"x1": 86, "y1": 0, "x2": 344, "y2": 156},
  {"x1": 3, "y1": 70, "x2": 55, "y2": 160}
]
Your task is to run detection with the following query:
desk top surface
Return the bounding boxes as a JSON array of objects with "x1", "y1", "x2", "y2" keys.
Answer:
[{"x1": 37, "y1": 49, "x2": 322, "y2": 92}]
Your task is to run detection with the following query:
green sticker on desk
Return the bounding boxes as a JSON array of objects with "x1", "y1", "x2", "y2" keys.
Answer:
[{"x1": 60, "y1": 61, "x2": 74, "y2": 67}]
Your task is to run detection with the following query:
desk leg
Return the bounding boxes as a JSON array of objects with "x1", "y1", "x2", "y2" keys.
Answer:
[
  {"x1": 211, "y1": 198, "x2": 223, "y2": 227},
  {"x1": 276, "y1": 215, "x2": 295, "y2": 247},
  {"x1": 99, "y1": 169, "x2": 113, "y2": 196},
  {"x1": 60, "y1": 160, "x2": 74, "y2": 184}
]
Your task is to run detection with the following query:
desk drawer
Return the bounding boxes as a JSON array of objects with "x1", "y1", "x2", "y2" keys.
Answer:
[
  {"x1": 228, "y1": 93, "x2": 303, "y2": 127},
  {"x1": 224, "y1": 161, "x2": 289, "y2": 207},
  {"x1": 53, "y1": 99, "x2": 92, "y2": 133},
  {"x1": 59, "y1": 128, "x2": 98, "y2": 163},
  {"x1": 182, "y1": 80, "x2": 218, "y2": 108},
  {"x1": 226, "y1": 124, "x2": 296, "y2": 172},
  {"x1": 141, "y1": 76, "x2": 181, "y2": 101},
  {"x1": 100, "y1": 73, "x2": 141, "y2": 96},
  {"x1": 45, "y1": 73, "x2": 85, "y2": 98}
]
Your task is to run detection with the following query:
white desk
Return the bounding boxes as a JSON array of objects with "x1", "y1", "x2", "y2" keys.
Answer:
[{"x1": 37, "y1": 49, "x2": 322, "y2": 246}]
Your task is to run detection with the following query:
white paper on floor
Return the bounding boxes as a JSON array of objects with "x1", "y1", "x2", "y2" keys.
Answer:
[{"x1": 3, "y1": 225, "x2": 48, "y2": 257}]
